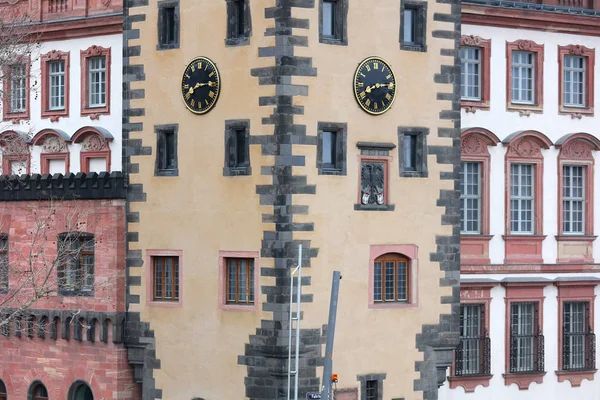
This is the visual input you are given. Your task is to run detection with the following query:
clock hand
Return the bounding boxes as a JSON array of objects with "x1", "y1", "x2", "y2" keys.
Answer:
[{"x1": 188, "y1": 82, "x2": 202, "y2": 95}]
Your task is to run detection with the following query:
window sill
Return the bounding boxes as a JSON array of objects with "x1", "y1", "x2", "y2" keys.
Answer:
[
  {"x1": 400, "y1": 43, "x2": 426, "y2": 52},
  {"x1": 81, "y1": 105, "x2": 109, "y2": 118},
  {"x1": 503, "y1": 371, "x2": 546, "y2": 390},
  {"x1": 155, "y1": 168, "x2": 179, "y2": 177},
  {"x1": 555, "y1": 235, "x2": 597, "y2": 242},
  {"x1": 448, "y1": 375, "x2": 492, "y2": 393},
  {"x1": 319, "y1": 37, "x2": 347, "y2": 46},
  {"x1": 354, "y1": 204, "x2": 395, "y2": 212},
  {"x1": 461, "y1": 100, "x2": 490, "y2": 113},
  {"x1": 555, "y1": 369, "x2": 597, "y2": 387},
  {"x1": 222, "y1": 303, "x2": 257, "y2": 312},
  {"x1": 555, "y1": 235, "x2": 597, "y2": 263},
  {"x1": 42, "y1": 108, "x2": 68, "y2": 121},
  {"x1": 506, "y1": 103, "x2": 543, "y2": 116},
  {"x1": 559, "y1": 105, "x2": 594, "y2": 118},
  {"x1": 156, "y1": 43, "x2": 180, "y2": 51},
  {"x1": 369, "y1": 301, "x2": 417, "y2": 310},
  {"x1": 503, "y1": 235, "x2": 546, "y2": 264},
  {"x1": 400, "y1": 170, "x2": 428, "y2": 178},
  {"x1": 225, "y1": 37, "x2": 250, "y2": 47},
  {"x1": 319, "y1": 167, "x2": 344, "y2": 176},
  {"x1": 3, "y1": 111, "x2": 29, "y2": 122},
  {"x1": 223, "y1": 166, "x2": 251, "y2": 176},
  {"x1": 58, "y1": 290, "x2": 94, "y2": 297},
  {"x1": 148, "y1": 299, "x2": 182, "y2": 308}
]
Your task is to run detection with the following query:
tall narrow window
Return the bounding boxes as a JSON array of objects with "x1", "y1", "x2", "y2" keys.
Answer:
[
  {"x1": 403, "y1": 134, "x2": 417, "y2": 171},
  {"x1": 322, "y1": 0, "x2": 335, "y2": 38},
  {"x1": 88, "y1": 56, "x2": 106, "y2": 107},
  {"x1": 322, "y1": 130, "x2": 337, "y2": 170},
  {"x1": 31, "y1": 383, "x2": 48, "y2": 400},
  {"x1": 226, "y1": 0, "x2": 251, "y2": 45},
  {"x1": 0, "y1": 236, "x2": 7, "y2": 292},
  {"x1": 563, "y1": 165, "x2": 585, "y2": 234},
  {"x1": 9, "y1": 64, "x2": 26, "y2": 113},
  {"x1": 365, "y1": 380, "x2": 378, "y2": 400},
  {"x1": 460, "y1": 162, "x2": 481, "y2": 234},
  {"x1": 226, "y1": 258, "x2": 254, "y2": 305},
  {"x1": 233, "y1": 128, "x2": 248, "y2": 168},
  {"x1": 510, "y1": 302, "x2": 543, "y2": 373},
  {"x1": 160, "y1": 6, "x2": 178, "y2": 47},
  {"x1": 461, "y1": 47, "x2": 481, "y2": 101},
  {"x1": 398, "y1": 128, "x2": 428, "y2": 177},
  {"x1": 153, "y1": 256, "x2": 179, "y2": 301},
  {"x1": 511, "y1": 51, "x2": 535, "y2": 104},
  {"x1": 224, "y1": 120, "x2": 251, "y2": 176},
  {"x1": 155, "y1": 124, "x2": 178, "y2": 176},
  {"x1": 49, "y1": 60, "x2": 65, "y2": 110},
  {"x1": 400, "y1": 0, "x2": 427, "y2": 52},
  {"x1": 403, "y1": 8, "x2": 416, "y2": 44},
  {"x1": 318, "y1": 123, "x2": 346, "y2": 175},
  {"x1": 373, "y1": 253, "x2": 409, "y2": 303},
  {"x1": 510, "y1": 164, "x2": 534, "y2": 234},
  {"x1": 456, "y1": 304, "x2": 490, "y2": 376},
  {"x1": 235, "y1": 0, "x2": 245, "y2": 36},
  {"x1": 564, "y1": 55, "x2": 586, "y2": 107},
  {"x1": 57, "y1": 233, "x2": 95, "y2": 296},
  {"x1": 563, "y1": 301, "x2": 592, "y2": 371},
  {"x1": 319, "y1": 0, "x2": 346, "y2": 44}
]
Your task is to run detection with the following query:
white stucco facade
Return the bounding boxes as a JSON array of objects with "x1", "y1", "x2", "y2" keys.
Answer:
[{"x1": 0, "y1": 33, "x2": 123, "y2": 174}]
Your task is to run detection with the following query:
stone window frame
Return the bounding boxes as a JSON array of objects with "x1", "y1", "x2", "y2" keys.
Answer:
[
  {"x1": 157, "y1": 0, "x2": 180, "y2": 51},
  {"x1": 555, "y1": 280, "x2": 597, "y2": 387},
  {"x1": 558, "y1": 45, "x2": 595, "y2": 118},
  {"x1": 506, "y1": 40, "x2": 544, "y2": 116},
  {"x1": 448, "y1": 282, "x2": 494, "y2": 393},
  {"x1": 40, "y1": 50, "x2": 70, "y2": 121},
  {"x1": 80, "y1": 45, "x2": 111, "y2": 118},
  {"x1": 397, "y1": 126, "x2": 428, "y2": 178},
  {"x1": 354, "y1": 142, "x2": 395, "y2": 212},
  {"x1": 555, "y1": 133, "x2": 600, "y2": 263},
  {"x1": 31, "y1": 129, "x2": 71, "y2": 175},
  {"x1": 399, "y1": 0, "x2": 427, "y2": 53},
  {"x1": 460, "y1": 128, "x2": 500, "y2": 265},
  {"x1": 145, "y1": 249, "x2": 183, "y2": 308},
  {"x1": 67, "y1": 380, "x2": 95, "y2": 400},
  {"x1": 368, "y1": 245, "x2": 418, "y2": 310},
  {"x1": 317, "y1": 121, "x2": 347, "y2": 176},
  {"x1": 502, "y1": 281, "x2": 547, "y2": 390},
  {"x1": 27, "y1": 380, "x2": 50, "y2": 400},
  {"x1": 2, "y1": 55, "x2": 31, "y2": 122},
  {"x1": 223, "y1": 119, "x2": 251, "y2": 176},
  {"x1": 218, "y1": 250, "x2": 259, "y2": 312},
  {"x1": 224, "y1": 0, "x2": 252, "y2": 47},
  {"x1": 461, "y1": 35, "x2": 491, "y2": 112},
  {"x1": 502, "y1": 130, "x2": 552, "y2": 264},
  {"x1": 155, "y1": 123, "x2": 179, "y2": 177},
  {"x1": 318, "y1": 0, "x2": 348, "y2": 46},
  {"x1": 357, "y1": 373, "x2": 386, "y2": 400}
]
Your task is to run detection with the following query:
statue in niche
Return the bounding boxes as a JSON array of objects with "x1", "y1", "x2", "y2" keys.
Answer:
[{"x1": 361, "y1": 162, "x2": 384, "y2": 205}]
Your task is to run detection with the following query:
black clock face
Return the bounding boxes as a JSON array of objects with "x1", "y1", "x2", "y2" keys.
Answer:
[
  {"x1": 353, "y1": 57, "x2": 396, "y2": 115},
  {"x1": 181, "y1": 57, "x2": 221, "y2": 114}
]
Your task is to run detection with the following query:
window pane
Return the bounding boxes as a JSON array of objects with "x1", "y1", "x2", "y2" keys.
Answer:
[
  {"x1": 459, "y1": 304, "x2": 482, "y2": 375},
  {"x1": 403, "y1": 9, "x2": 415, "y2": 43},
  {"x1": 322, "y1": 131, "x2": 336, "y2": 167},
  {"x1": 511, "y1": 303, "x2": 535, "y2": 372},
  {"x1": 227, "y1": 259, "x2": 236, "y2": 302},
  {"x1": 238, "y1": 259, "x2": 247, "y2": 302},
  {"x1": 249, "y1": 259, "x2": 254, "y2": 302},
  {"x1": 88, "y1": 56, "x2": 106, "y2": 107},
  {"x1": 397, "y1": 261, "x2": 407, "y2": 301},
  {"x1": 373, "y1": 261, "x2": 382, "y2": 301},
  {"x1": 404, "y1": 135, "x2": 416, "y2": 171},
  {"x1": 165, "y1": 257, "x2": 173, "y2": 298},
  {"x1": 166, "y1": 131, "x2": 176, "y2": 169},
  {"x1": 563, "y1": 165, "x2": 585, "y2": 234},
  {"x1": 235, "y1": 129, "x2": 246, "y2": 166},
  {"x1": 154, "y1": 258, "x2": 163, "y2": 298},
  {"x1": 322, "y1": 1, "x2": 335, "y2": 37},
  {"x1": 460, "y1": 162, "x2": 481, "y2": 233},
  {"x1": 461, "y1": 47, "x2": 481, "y2": 100},
  {"x1": 384, "y1": 261, "x2": 394, "y2": 301},
  {"x1": 49, "y1": 60, "x2": 65, "y2": 110}
]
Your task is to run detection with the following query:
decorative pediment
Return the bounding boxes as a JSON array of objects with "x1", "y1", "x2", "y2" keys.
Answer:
[
  {"x1": 81, "y1": 134, "x2": 107, "y2": 151},
  {"x1": 508, "y1": 137, "x2": 543, "y2": 158},
  {"x1": 0, "y1": 131, "x2": 29, "y2": 155}
]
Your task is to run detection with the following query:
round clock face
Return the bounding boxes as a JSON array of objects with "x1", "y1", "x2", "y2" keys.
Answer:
[
  {"x1": 181, "y1": 56, "x2": 221, "y2": 114},
  {"x1": 353, "y1": 57, "x2": 397, "y2": 115}
]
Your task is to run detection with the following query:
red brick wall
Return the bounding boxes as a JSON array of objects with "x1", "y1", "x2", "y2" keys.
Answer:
[
  {"x1": 0, "y1": 199, "x2": 126, "y2": 313},
  {"x1": 0, "y1": 332, "x2": 140, "y2": 399}
]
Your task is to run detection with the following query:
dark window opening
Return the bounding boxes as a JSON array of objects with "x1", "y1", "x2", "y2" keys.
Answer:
[
  {"x1": 162, "y1": 7, "x2": 176, "y2": 45},
  {"x1": 0, "y1": 379, "x2": 6, "y2": 400},
  {"x1": 400, "y1": 0, "x2": 427, "y2": 52},
  {"x1": 155, "y1": 125, "x2": 178, "y2": 176},
  {"x1": 234, "y1": 128, "x2": 248, "y2": 167},
  {"x1": 158, "y1": 1, "x2": 179, "y2": 49},
  {"x1": 403, "y1": 134, "x2": 417, "y2": 171},
  {"x1": 224, "y1": 121, "x2": 251, "y2": 176},
  {"x1": 57, "y1": 233, "x2": 95, "y2": 296},
  {"x1": 455, "y1": 304, "x2": 491, "y2": 376},
  {"x1": 562, "y1": 301, "x2": 595, "y2": 371},
  {"x1": 0, "y1": 235, "x2": 7, "y2": 293},
  {"x1": 365, "y1": 380, "x2": 378, "y2": 400},
  {"x1": 31, "y1": 383, "x2": 48, "y2": 400},
  {"x1": 235, "y1": 0, "x2": 245, "y2": 37},
  {"x1": 322, "y1": 130, "x2": 337, "y2": 169},
  {"x1": 317, "y1": 123, "x2": 346, "y2": 175},
  {"x1": 398, "y1": 127, "x2": 428, "y2": 177},
  {"x1": 509, "y1": 302, "x2": 544, "y2": 373},
  {"x1": 322, "y1": 1, "x2": 335, "y2": 38}
]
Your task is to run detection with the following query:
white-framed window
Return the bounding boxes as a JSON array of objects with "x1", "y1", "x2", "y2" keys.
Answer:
[
  {"x1": 563, "y1": 301, "x2": 587, "y2": 370},
  {"x1": 511, "y1": 51, "x2": 535, "y2": 104},
  {"x1": 563, "y1": 165, "x2": 585, "y2": 234},
  {"x1": 510, "y1": 302, "x2": 535, "y2": 372},
  {"x1": 9, "y1": 64, "x2": 26, "y2": 112},
  {"x1": 461, "y1": 47, "x2": 481, "y2": 100},
  {"x1": 88, "y1": 56, "x2": 106, "y2": 107},
  {"x1": 563, "y1": 55, "x2": 586, "y2": 107},
  {"x1": 49, "y1": 60, "x2": 65, "y2": 110},
  {"x1": 510, "y1": 164, "x2": 534, "y2": 234},
  {"x1": 459, "y1": 304, "x2": 482, "y2": 375},
  {"x1": 460, "y1": 162, "x2": 481, "y2": 234}
]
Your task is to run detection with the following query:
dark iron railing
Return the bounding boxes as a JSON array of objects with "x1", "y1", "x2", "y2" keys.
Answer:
[
  {"x1": 562, "y1": 331, "x2": 596, "y2": 371},
  {"x1": 509, "y1": 331, "x2": 544, "y2": 373},
  {"x1": 455, "y1": 336, "x2": 491, "y2": 376}
]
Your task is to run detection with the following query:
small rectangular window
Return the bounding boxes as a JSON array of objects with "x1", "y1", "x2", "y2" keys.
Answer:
[
  {"x1": 226, "y1": 0, "x2": 251, "y2": 45},
  {"x1": 158, "y1": 1, "x2": 179, "y2": 49},
  {"x1": 226, "y1": 258, "x2": 254, "y2": 305},
  {"x1": 224, "y1": 120, "x2": 251, "y2": 175},
  {"x1": 400, "y1": 1, "x2": 427, "y2": 52},
  {"x1": 153, "y1": 256, "x2": 179, "y2": 301},
  {"x1": 234, "y1": 128, "x2": 247, "y2": 167},
  {"x1": 403, "y1": 8, "x2": 415, "y2": 43},
  {"x1": 398, "y1": 128, "x2": 428, "y2": 177},
  {"x1": 317, "y1": 123, "x2": 346, "y2": 175},
  {"x1": 460, "y1": 162, "x2": 481, "y2": 234},
  {"x1": 155, "y1": 125, "x2": 179, "y2": 176},
  {"x1": 0, "y1": 235, "x2": 8, "y2": 292},
  {"x1": 365, "y1": 380, "x2": 378, "y2": 400},
  {"x1": 235, "y1": 0, "x2": 245, "y2": 37},
  {"x1": 322, "y1": 131, "x2": 337, "y2": 169},
  {"x1": 57, "y1": 233, "x2": 95, "y2": 296},
  {"x1": 403, "y1": 134, "x2": 416, "y2": 171},
  {"x1": 322, "y1": 1, "x2": 335, "y2": 38},
  {"x1": 49, "y1": 60, "x2": 65, "y2": 110},
  {"x1": 319, "y1": 0, "x2": 346, "y2": 44}
]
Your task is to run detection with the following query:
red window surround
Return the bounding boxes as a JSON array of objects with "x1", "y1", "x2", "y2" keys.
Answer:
[
  {"x1": 448, "y1": 282, "x2": 494, "y2": 392},
  {"x1": 503, "y1": 281, "x2": 546, "y2": 390},
  {"x1": 145, "y1": 250, "x2": 183, "y2": 308},
  {"x1": 80, "y1": 45, "x2": 111, "y2": 119},
  {"x1": 31, "y1": 129, "x2": 70, "y2": 175},
  {"x1": 506, "y1": 40, "x2": 544, "y2": 116},
  {"x1": 555, "y1": 280, "x2": 597, "y2": 387},
  {"x1": 556, "y1": 133, "x2": 600, "y2": 263},
  {"x1": 218, "y1": 251, "x2": 259, "y2": 311},
  {"x1": 461, "y1": 35, "x2": 491, "y2": 113},
  {"x1": 558, "y1": 45, "x2": 595, "y2": 119},
  {"x1": 503, "y1": 130, "x2": 553, "y2": 264},
  {"x1": 72, "y1": 127, "x2": 111, "y2": 173},
  {"x1": 0, "y1": 131, "x2": 30, "y2": 175},
  {"x1": 356, "y1": 155, "x2": 392, "y2": 208},
  {"x1": 40, "y1": 50, "x2": 70, "y2": 121},
  {"x1": 368, "y1": 245, "x2": 418, "y2": 309},
  {"x1": 2, "y1": 56, "x2": 31, "y2": 122},
  {"x1": 460, "y1": 128, "x2": 500, "y2": 264}
]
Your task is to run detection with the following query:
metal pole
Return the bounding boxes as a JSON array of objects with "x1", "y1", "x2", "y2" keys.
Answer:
[
  {"x1": 287, "y1": 263, "x2": 295, "y2": 400},
  {"x1": 294, "y1": 244, "x2": 302, "y2": 400},
  {"x1": 321, "y1": 271, "x2": 341, "y2": 400}
]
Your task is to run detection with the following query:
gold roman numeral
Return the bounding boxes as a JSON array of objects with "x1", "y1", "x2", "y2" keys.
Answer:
[
  {"x1": 365, "y1": 99, "x2": 371, "y2": 107},
  {"x1": 209, "y1": 71, "x2": 215, "y2": 77},
  {"x1": 366, "y1": 65, "x2": 371, "y2": 72},
  {"x1": 208, "y1": 91, "x2": 215, "y2": 99},
  {"x1": 386, "y1": 74, "x2": 392, "y2": 79},
  {"x1": 382, "y1": 66, "x2": 386, "y2": 72},
  {"x1": 198, "y1": 62, "x2": 202, "y2": 70},
  {"x1": 190, "y1": 99, "x2": 195, "y2": 107},
  {"x1": 374, "y1": 102, "x2": 378, "y2": 110},
  {"x1": 357, "y1": 82, "x2": 364, "y2": 87},
  {"x1": 190, "y1": 65, "x2": 195, "y2": 72},
  {"x1": 185, "y1": 93, "x2": 191, "y2": 100},
  {"x1": 374, "y1": 62, "x2": 379, "y2": 70},
  {"x1": 359, "y1": 91, "x2": 366, "y2": 99},
  {"x1": 205, "y1": 99, "x2": 210, "y2": 106},
  {"x1": 360, "y1": 73, "x2": 366, "y2": 78},
  {"x1": 385, "y1": 93, "x2": 392, "y2": 101},
  {"x1": 185, "y1": 74, "x2": 190, "y2": 79},
  {"x1": 183, "y1": 84, "x2": 189, "y2": 89}
]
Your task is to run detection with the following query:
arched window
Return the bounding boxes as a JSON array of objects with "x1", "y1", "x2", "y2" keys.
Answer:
[
  {"x1": 68, "y1": 381, "x2": 93, "y2": 400},
  {"x1": 373, "y1": 253, "x2": 409, "y2": 303},
  {"x1": 0, "y1": 379, "x2": 7, "y2": 400},
  {"x1": 29, "y1": 382, "x2": 48, "y2": 400}
]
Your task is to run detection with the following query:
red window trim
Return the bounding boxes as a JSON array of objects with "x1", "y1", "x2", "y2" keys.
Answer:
[
  {"x1": 72, "y1": 127, "x2": 112, "y2": 173},
  {"x1": 145, "y1": 250, "x2": 183, "y2": 308},
  {"x1": 2, "y1": 56, "x2": 31, "y2": 122},
  {"x1": 40, "y1": 50, "x2": 70, "y2": 121},
  {"x1": 555, "y1": 281, "x2": 597, "y2": 387},
  {"x1": 40, "y1": 153, "x2": 70, "y2": 175},
  {"x1": 448, "y1": 282, "x2": 494, "y2": 392},
  {"x1": 558, "y1": 45, "x2": 595, "y2": 118},
  {"x1": 502, "y1": 281, "x2": 547, "y2": 390},
  {"x1": 80, "y1": 45, "x2": 111, "y2": 118},
  {"x1": 460, "y1": 128, "x2": 500, "y2": 264},
  {"x1": 31, "y1": 129, "x2": 70, "y2": 175},
  {"x1": 461, "y1": 35, "x2": 491, "y2": 113},
  {"x1": 368, "y1": 245, "x2": 418, "y2": 309},
  {"x1": 356, "y1": 155, "x2": 392, "y2": 206},
  {"x1": 506, "y1": 40, "x2": 544, "y2": 116},
  {"x1": 503, "y1": 130, "x2": 552, "y2": 264}
]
